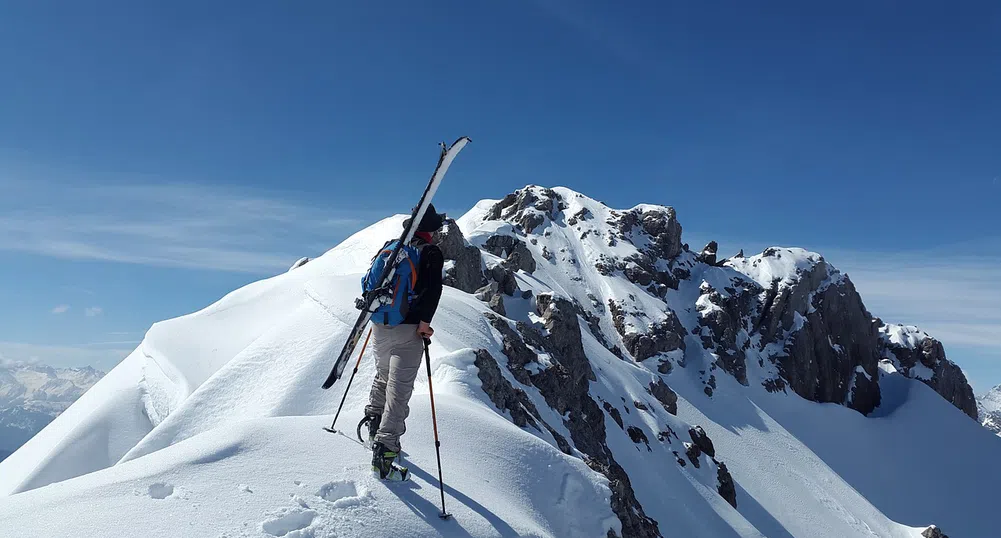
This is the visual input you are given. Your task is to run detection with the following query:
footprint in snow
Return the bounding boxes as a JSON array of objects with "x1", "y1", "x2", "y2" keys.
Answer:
[
  {"x1": 260, "y1": 508, "x2": 317, "y2": 537},
  {"x1": 148, "y1": 483, "x2": 175, "y2": 499},
  {"x1": 317, "y1": 480, "x2": 368, "y2": 508}
]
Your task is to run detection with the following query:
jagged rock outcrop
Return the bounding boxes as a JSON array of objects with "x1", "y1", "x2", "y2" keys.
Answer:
[
  {"x1": 696, "y1": 279, "x2": 758, "y2": 386},
  {"x1": 434, "y1": 219, "x2": 487, "y2": 293},
  {"x1": 688, "y1": 426, "x2": 715, "y2": 459},
  {"x1": 609, "y1": 207, "x2": 683, "y2": 260},
  {"x1": 880, "y1": 324, "x2": 978, "y2": 419},
  {"x1": 921, "y1": 525, "x2": 949, "y2": 538},
  {"x1": 487, "y1": 187, "x2": 562, "y2": 234},
  {"x1": 610, "y1": 301, "x2": 686, "y2": 363},
  {"x1": 697, "y1": 241, "x2": 718, "y2": 265},
  {"x1": 648, "y1": 378, "x2": 678, "y2": 416},
  {"x1": 473, "y1": 349, "x2": 572, "y2": 454},
  {"x1": 484, "y1": 302, "x2": 661, "y2": 537},
  {"x1": 716, "y1": 462, "x2": 737, "y2": 508},
  {"x1": 727, "y1": 249, "x2": 883, "y2": 414},
  {"x1": 484, "y1": 234, "x2": 537, "y2": 274}
]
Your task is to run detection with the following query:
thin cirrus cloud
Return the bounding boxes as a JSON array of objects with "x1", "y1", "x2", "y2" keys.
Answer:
[
  {"x1": 51, "y1": 305, "x2": 70, "y2": 314},
  {"x1": 0, "y1": 177, "x2": 371, "y2": 274},
  {"x1": 84, "y1": 307, "x2": 103, "y2": 317},
  {"x1": 0, "y1": 340, "x2": 133, "y2": 371}
]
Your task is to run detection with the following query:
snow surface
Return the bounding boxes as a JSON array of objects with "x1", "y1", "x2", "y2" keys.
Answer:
[{"x1": 1, "y1": 187, "x2": 998, "y2": 538}]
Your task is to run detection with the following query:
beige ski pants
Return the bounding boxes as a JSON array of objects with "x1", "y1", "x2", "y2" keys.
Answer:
[{"x1": 365, "y1": 323, "x2": 424, "y2": 453}]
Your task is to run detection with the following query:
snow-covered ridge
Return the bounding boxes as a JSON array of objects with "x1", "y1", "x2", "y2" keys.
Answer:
[{"x1": 0, "y1": 184, "x2": 995, "y2": 538}]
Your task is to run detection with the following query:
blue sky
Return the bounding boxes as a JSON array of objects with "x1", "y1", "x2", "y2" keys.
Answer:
[{"x1": 1, "y1": 1, "x2": 998, "y2": 390}]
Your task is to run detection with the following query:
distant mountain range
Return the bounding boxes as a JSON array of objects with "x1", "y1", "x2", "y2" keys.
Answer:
[
  {"x1": 0, "y1": 362, "x2": 104, "y2": 461},
  {"x1": 978, "y1": 385, "x2": 1001, "y2": 436}
]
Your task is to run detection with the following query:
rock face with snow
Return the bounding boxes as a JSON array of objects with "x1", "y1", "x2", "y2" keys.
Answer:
[
  {"x1": 433, "y1": 218, "x2": 487, "y2": 293},
  {"x1": 0, "y1": 363, "x2": 103, "y2": 460},
  {"x1": 0, "y1": 184, "x2": 995, "y2": 538},
  {"x1": 878, "y1": 324, "x2": 978, "y2": 419}
]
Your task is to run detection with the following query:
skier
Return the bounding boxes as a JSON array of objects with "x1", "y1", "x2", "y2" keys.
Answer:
[{"x1": 361, "y1": 204, "x2": 446, "y2": 481}]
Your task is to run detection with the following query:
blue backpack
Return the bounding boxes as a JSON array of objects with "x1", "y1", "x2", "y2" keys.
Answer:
[{"x1": 361, "y1": 240, "x2": 422, "y2": 326}]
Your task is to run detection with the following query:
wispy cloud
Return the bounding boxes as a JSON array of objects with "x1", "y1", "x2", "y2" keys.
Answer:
[
  {"x1": 84, "y1": 307, "x2": 103, "y2": 317},
  {"x1": 0, "y1": 175, "x2": 373, "y2": 274},
  {"x1": 0, "y1": 341, "x2": 133, "y2": 371},
  {"x1": 834, "y1": 251, "x2": 1001, "y2": 356},
  {"x1": 51, "y1": 305, "x2": 70, "y2": 315}
]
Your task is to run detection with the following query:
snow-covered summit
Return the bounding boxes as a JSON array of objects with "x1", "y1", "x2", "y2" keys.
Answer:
[{"x1": 0, "y1": 184, "x2": 996, "y2": 538}]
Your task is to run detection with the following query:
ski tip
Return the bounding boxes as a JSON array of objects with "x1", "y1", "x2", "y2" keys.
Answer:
[{"x1": 450, "y1": 136, "x2": 471, "y2": 149}]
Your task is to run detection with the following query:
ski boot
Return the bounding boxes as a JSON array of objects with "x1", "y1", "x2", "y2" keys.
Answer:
[
  {"x1": 357, "y1": 412, "x2": 381, "y2": 448},
  {"x1": 372, "y1": 441, "x2": 409, "y2": 482}
]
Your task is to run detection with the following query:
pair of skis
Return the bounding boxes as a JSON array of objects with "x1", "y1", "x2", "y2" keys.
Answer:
[
  {"x1": 321, "y1": 136, "x2": 470, "y2": 390},
  {"x1": 320, "y1": 137, "x2": 469, "y2": 521}
]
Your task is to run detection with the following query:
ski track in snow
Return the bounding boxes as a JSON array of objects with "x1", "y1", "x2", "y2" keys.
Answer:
[{"x1": 0, "y1": 187, "x2": 998, "y2": 538}]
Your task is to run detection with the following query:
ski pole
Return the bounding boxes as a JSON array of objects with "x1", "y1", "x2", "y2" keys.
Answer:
[
  {"x1": 423, "y1": 337, "x2": 451, "y2": 520},
  {"x1": 324, "y1": 327, "x2": 372, "y2": 434}
]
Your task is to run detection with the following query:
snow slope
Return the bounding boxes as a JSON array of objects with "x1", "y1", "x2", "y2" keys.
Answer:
[{"x1": 1, "y1": 186, "x2": 997, "y2": 538}]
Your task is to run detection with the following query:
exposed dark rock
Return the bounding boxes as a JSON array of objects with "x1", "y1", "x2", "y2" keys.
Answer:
[
  {"x1": 881, "y1": 329, "x2": 978, "y2": 419},
  {"x1": 717, "y1": 462, "x2": 737, "y2": 508},
  {"x1": 633, "y1": 401, "x2": 649, "y2": 412},
  {"x1": 473, "y1": 349, "x2": 539, "y2": 429},
  {"x1": 620, "y1": 254, "x2": 680, "y2": 295},
  {"x1": 673, "y1": 451, "x2": 686, "y2": 467},
  {"x1": 697, "y1": 280, "x2": 758, "y2": 386},
  {"x1": 568, "y1": 207, "x2": 593, "y2": 226},
  {"x1": 573, "y1": 301, "x2": 623, "y2": 359},
  {"x1": 486, "y1": 187, "x2": 560, "y2": 233},
  {"x1": 609, "y1": 207, "x2": 683, "y2": 261},
  {"x1": 489, "y1": 293, "x2": 660, "y2": 537},
  {"x1": 474, "y1": 281, "x2": 500, "y2": 302},
  {"x1": 433, "y1": 219, "x2": 487, "y2": 293},
  {"x1": 488, "y1": 294, "x2": 507, "y2": 316},
  {"x1": 484, "y1": 234, "x2": 537, "y2": 274},
  {"x1": 587, "y1": 458, "x2": 662, "y2": 538},
  {"x1": 745, "y1": 254, "x2": 882, "y2": 415},
  {"x1": 484, "y1": 314, "x2": 536, "y2": 385},
  {"x1": 488, "y1": 265, "x2": 519, "y2": 296},
  {"x1": 685, "y1": 442, "x2": 702, "y2": 468},
  {"x1": 648, "y1": 378, "x2": 678, "y2": 415},
  {"x1": 621, "y1": 311, "x2": 687, "y2": 362},
  {"x1": 534, "y1": 293, "x2": 595, "y2": 382},
  {"x1": 487, "y1": 193, "x2": 518, "y2": 220},
  {"x1": 627, "y1": 426, "x2": 651, "y2": 450},
  {"x1": 762, "y1": 378, "x2": 786, "y2": 393},
  {"x1": 921, "y1": 525, "x2": 949, "y2": 538},
  {"x1": 688, "y1": 426, "x2": 715, "y2": 459},
  {"x1": 657, "y1": 360, "x2": 673, "y2": 375},
  {"x1": 603, "y1": 401, "x2": 624, "y2": 429},
  {"x1": 698, "y1": 241, "x2": 718, "y2": 265}
]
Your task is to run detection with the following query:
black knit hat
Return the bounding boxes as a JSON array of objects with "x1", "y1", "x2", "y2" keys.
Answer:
[{"x1": 403, "y1": 203, "x2": 446, "y2": 233}]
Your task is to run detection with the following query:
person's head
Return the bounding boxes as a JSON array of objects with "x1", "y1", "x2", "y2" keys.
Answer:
[{"x1": 405, "y1": 204, "x2": 446, "y2": 244}]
